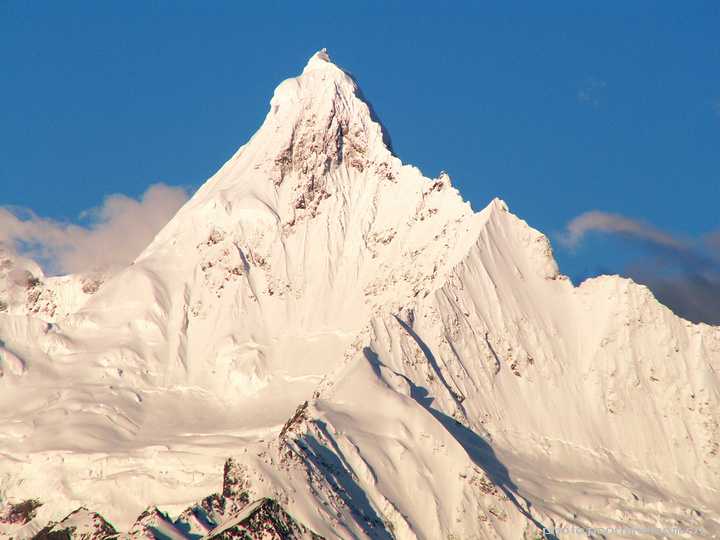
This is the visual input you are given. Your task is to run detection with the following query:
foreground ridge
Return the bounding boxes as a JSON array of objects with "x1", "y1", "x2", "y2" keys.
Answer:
[
  {"x1": 1, "y1": 50, "x2": 719, "y2": 540},
  {"x1": 12, "y1": 469, "x2": 323, "y2": 540}
]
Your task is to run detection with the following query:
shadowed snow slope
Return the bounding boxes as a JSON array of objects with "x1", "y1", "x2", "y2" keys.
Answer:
[{"x1": 1, "y1": 50, "x2": 719, "y2": 539}]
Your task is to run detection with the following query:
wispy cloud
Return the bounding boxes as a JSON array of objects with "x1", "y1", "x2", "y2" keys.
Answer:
[
  {"x1": 562, "y1": 210, "x2": 720, "y2": 325},
  {"x1": 578, "y1": 75, "x2": 606, "y2": 106},
  {"x1": 563, "y1": 211, "x2": 690, "y2": 252},
  {"x1": 0, "y1": 184, "x2": 190, "y2": 276}
]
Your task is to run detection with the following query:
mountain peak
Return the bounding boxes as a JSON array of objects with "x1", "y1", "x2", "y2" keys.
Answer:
[
  {"x1": 302, "y1": 48, "x2": 332, "y2": 73},
  {"x1": 269, "y1": 48, "x2": 358, "y2": 118},
  {"x1": 174, "y1": 50, "x2": 397, "y2": 219},
  {"x1": 263, "y1": 49, "x2": 394, "y2": 170}
]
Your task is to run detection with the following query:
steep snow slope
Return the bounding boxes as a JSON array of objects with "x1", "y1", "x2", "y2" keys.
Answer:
[
  {"x1": 222, "y1": 200, "x2": 720, "y2": 538},
  {"x1": 359, "y1": 202, "x2": 720, "y2": 535},
  {"x1": 1, "y1": 50, "x2": 719, "y2": 539}
]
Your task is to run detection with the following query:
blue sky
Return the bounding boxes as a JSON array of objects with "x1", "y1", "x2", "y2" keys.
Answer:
[{"x1": 1, "y1": 2, "x2": 719, "y2": 323}]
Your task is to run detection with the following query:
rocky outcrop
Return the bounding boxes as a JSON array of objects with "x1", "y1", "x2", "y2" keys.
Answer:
[
  {"x1": 205, "y1": 498, "x2": 322, "y2": 540},
  {"x1": 32, "y1": 507, "x2": 116, "y2": 540}
]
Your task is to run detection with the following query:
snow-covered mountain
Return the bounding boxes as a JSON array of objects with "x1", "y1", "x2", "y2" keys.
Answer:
[{"x1": 1, "y1": 50, "x2": 719, "y2": 539}]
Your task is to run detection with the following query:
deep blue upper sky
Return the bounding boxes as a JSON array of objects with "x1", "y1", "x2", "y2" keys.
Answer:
[{"x1": 2, "y1": 2, "x2": 719, "y2": 322}]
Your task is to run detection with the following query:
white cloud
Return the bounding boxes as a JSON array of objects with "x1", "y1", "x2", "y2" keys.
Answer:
[{"x1": 0, "y1": 184, "x2": 190, "y2": 276}]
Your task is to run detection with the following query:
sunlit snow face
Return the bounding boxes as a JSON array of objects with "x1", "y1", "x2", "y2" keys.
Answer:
[{"x1": 0, "y1": 50, "x2": 718, "y2": 540}]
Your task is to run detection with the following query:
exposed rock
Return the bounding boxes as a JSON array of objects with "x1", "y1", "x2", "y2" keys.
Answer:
[
  {"x1": 173, "y1": 493, "x2": 244, "y2": 539},
  {"x1": 124, "y1": 506, "x2": 178, "y2": 539},
  {"x1": 223, "y1": 458, "x2": 252, "y2": 504},
  {"x1": 0, "y1": 499, "x2": 42, "y2": 525},
  {"x1": 205, "y1": 498, "x2": 322, "y2": 540},
  {"x1": 31, "y1": 507, "x2": 116, "y2": 540}
]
